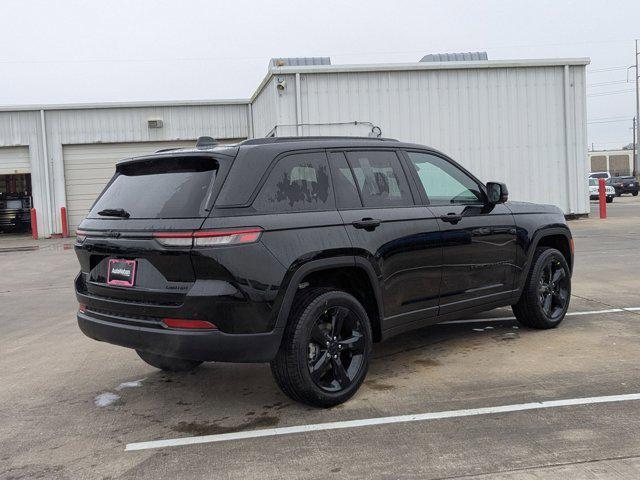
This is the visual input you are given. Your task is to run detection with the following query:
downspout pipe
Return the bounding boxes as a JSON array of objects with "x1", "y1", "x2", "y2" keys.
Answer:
[
  {"x1": 562, "y1": 65, "x2": 575, "y2": 215},
  {"x1": 295, "y1": 73, "x2": 302, "y2": 136},
  {"x1": 39, "y1": 109, "x2": 54, "y2": 237}
]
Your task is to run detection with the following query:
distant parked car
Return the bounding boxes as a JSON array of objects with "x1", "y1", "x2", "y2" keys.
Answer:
[
  {"x1": 589, "y1": 178, "x2": 615, "y2": 203},
  {"x1": 609, "y1": 176, "x2": 639, "y2": 196},
  {"x1": 589, "y1": 171, "x2": 611, "y2": 181},
  {"x1": 0, "y1": 194, "x2": 32, "y2": 232}
]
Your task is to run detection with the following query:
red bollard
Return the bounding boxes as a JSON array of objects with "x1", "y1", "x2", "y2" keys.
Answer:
[
  {"x1": 598, "y1": 178, "x2": 607, "y2": 219},
  {"x1": 30, "y1": 208, "x2": 38, "y2": 239},
  {"x1": 61, "y1": 206, "x2": 69, "y2": 238}
]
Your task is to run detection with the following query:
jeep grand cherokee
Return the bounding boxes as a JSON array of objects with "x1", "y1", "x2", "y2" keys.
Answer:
[{"x1": 75, "y1": 137, "x2": 573, "y2": 407}]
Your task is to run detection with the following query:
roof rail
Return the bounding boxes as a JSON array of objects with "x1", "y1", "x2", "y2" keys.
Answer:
[
  {"x1": 154, "y1": 147, "x2": 183, "y2": 153},
  {"x1": 241, "y1": 136, "x2": 398, "y2": 146}
]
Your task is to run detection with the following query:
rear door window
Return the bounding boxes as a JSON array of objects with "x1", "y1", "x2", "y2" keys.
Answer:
[
  {"x1": 253, "y1": 151, "x2": 334, "y2": 212},
  {"x1": 328, "y1": 152, "x2": 362, "y2": 209},
  {"x1": 88, "y1": 156, "x2": 218, "y2": 219},
  {"x1": 344, "y1": 151, "x2": 413, "y2": 207}
]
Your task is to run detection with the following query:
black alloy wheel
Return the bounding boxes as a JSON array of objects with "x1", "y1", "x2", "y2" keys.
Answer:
[
  {"x1": 307, "y1": 305, "x2": 366, "y2": 392},
  {"x1": 271, "y1": 288, "x2": 372, "y2": 407},
  {"x1": 512, "y1": 247, "x2": 571, "y2": 329},
  {"x1": 537, "y1": 257, "x2": 570, "y2": 320}
]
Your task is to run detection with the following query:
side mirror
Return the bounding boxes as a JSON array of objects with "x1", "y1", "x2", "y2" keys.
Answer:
[{"x1": 486, "y1": 182, "x2": 508, "y2": 204}]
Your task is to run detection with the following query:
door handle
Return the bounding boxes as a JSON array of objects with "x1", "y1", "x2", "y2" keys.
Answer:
[
  {"x1": 440, "y1": 213, "x2": 462, "y2": 224},
  {"x1": 352, "y1": 218, "x2": 382, "y2": 231}
]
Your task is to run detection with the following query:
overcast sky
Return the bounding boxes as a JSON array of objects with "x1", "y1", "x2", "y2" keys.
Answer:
[{"x1": 1, "y1": 0, "x2": 639, "y2": 149}]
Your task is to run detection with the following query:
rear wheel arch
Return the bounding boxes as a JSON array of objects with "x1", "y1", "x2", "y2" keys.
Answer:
[{"x1": 275, "y1": 258, "x2": 383, "y2": 342}]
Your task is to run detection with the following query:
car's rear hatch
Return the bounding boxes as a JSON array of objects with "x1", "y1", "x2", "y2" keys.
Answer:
[{"x1": 75, "y1": 152, "x2": 233, "y2": 313}]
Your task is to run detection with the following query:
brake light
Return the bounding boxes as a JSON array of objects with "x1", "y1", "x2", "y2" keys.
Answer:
[
  {"x1": 78, "y1": 304, "x2": 87, "y2": 313},
  {"x1": 569, "y1": 238, "x2": 574, "y2": 254},
  {"x1": 153, "y1": 228, "x2": 263, "y2": 247},
  {"x1": 162, "y1": 318, "x2": 217, "y2": 330}
]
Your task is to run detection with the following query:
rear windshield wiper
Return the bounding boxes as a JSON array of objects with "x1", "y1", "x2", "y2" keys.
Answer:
[{"x1": 97, "y1": 208, "x2": 130, "y2": 218}]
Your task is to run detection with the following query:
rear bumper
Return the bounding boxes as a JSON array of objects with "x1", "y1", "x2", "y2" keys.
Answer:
[
  {"x1": 614, "y1": 187, "x2": 639, "y2": 194},
  {"x1": 77, "y1": 310, "x2": 283, "y2": 363}
]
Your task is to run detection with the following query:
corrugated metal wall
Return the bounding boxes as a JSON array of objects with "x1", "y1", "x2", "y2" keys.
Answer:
[
  {"x1": 251, "y1": 78, "x2": 279, "y2": 137},
  {"x1": 288, "y1": 65, "x2": 588, "y2": 214},
  {"x1": 0, "y1": 110, "x2": 49, "y2": 236},
  {"x1": 0, "y1": 103, "x2": 249, "y2": 237},
  {"x1": 0, "y1": 60, "x2": 590, "y2": 237}
]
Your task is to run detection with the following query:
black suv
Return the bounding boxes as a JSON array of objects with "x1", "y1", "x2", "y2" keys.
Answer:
[
  {"x1": 609, "y1": 176, "x2": 639, "y2": 196},
  {"x1": 75, "y1": 137, "x2": 573, "y2": 407}
]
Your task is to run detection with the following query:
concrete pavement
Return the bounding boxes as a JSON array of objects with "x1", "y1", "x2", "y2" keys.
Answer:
[{"x1": 1, "y1": 197, "x2": 640, "y2": 479}]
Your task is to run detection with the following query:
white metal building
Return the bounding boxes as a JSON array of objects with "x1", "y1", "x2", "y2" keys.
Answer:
[
  {"x1": 0, "y1": 56, "x2": 589, "y2": 238},
  {"x1": 588, "y1": 149, "x2": 634, "y2": 176}
]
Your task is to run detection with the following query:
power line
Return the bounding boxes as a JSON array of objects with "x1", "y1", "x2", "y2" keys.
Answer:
[
  {"x1": 588, "y1": 115, "x2": 634, "y2": 121},
  {"x1": 588, "y1": 66, "x2": 631, "y2": 73},
  {"x1": 587, "y1": 89, "x2": 635, "y2": 98},
  {"x1": 587, "y1": 118, "x2": 633, "y2": 124},
  {"x1": 0, "y1": 37, "x2": 634, "y2": 65},
  {"x1": 587, "y1": 80, "x2": 629, "y2": 88}
]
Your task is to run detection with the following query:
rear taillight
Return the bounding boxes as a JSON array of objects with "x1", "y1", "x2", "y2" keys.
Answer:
[
  {"x1": 161, "y1": 318, "x2": 217, "y2": 330},
  {"x1": 78, "y1": 304, "x2": 87, "y2": 313},
  {"x1": 153, "y1": 228, "x2": 263, "y2": 247},
  {"x1": 153, "y1": 231, "x2": 193, "y2": 247},
  {"x1": 193, "y1": 228, "x2": 262, "y2": 247}
]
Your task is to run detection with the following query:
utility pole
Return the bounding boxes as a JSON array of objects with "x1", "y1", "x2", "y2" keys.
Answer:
[
  {"x1": 635, "y1": 39, "x2": 639, "y2": 176},
  {"x1": 634, "y1": 117, "x2": 637, "y2": 175}
]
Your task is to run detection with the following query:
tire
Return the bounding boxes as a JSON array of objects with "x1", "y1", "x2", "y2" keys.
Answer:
[
  {"x1": 136, "y1": 350, "x2": 203, "y2": 372},
  {"x1": 633, "y1": 191, "x2": 638, "y2": 197},
  {"x1": 606, "y1": 196, "x2": 613, "y2": 203},
  {"x1": 271, "y1": 288, "x2": 372, "y2": 408},
  {"x1": 512, "y1": 247, "x2": 571, "y2": 329}
]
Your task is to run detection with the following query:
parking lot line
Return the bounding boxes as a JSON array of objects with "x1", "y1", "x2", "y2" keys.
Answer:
[
  {"x1": 440, "y1": 306, "x2": 640, "y2": 325},
  {"x1": 125, "y1": 392, "x2": 640, "y2": 452}
]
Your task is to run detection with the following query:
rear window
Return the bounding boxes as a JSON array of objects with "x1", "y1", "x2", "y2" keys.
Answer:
[{"x1": 89, "y1": 156, "x2": 218, "y2": 219}]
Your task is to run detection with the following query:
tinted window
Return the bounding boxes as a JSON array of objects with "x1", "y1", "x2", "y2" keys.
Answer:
[
  {"x1": 345, "y1": 151, "x2": 412, "y2": 207},
  {"x1": 328, "y1": 152, "x2": 361, "y2": 209},
  {"x1": 89, "y1": 156, "x2": 217, "y2": 219},
  {"x1": 406, "y1": 152, "x2": 483, "y2": 206},
  {"x1": 254, "y1": 152, "x2": 333, "y2": 212}
]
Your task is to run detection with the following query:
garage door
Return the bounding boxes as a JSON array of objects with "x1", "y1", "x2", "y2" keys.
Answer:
[
  {"x1": 0, "y1": 146, "x2": 30, "y2": 175},
  {"x1": 63, "y1": 141, "x2": 200, "y2": 232}
]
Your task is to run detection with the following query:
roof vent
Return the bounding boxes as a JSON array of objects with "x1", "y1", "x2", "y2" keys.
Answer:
[
  {"x1": 420, "y1": 52, "x2": 488, "y2": 62},
  {"x1": 270, "y1": 57, "x2": 331, "y2": 69},
  {"x1": 196, "y1": 136, "x2": 218, "y2": 149}
]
